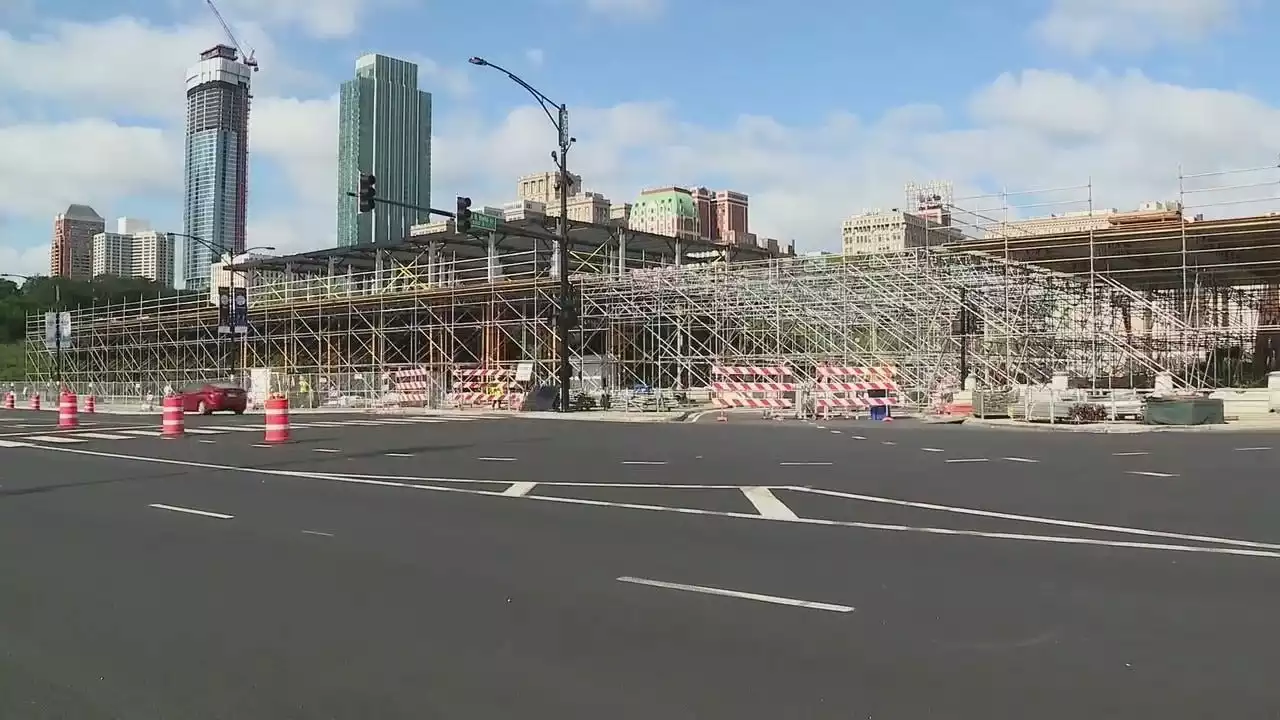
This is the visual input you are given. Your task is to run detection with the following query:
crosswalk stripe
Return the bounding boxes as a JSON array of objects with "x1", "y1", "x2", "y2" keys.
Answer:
[
  {"x1": 68, "y1": 432, "x2": 134, "y2": 440},
  {"x1": 23, "y1": 435, "x2": 86, "y2": 443}
]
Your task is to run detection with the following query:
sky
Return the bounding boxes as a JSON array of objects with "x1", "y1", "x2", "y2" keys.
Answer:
[{"x1": 2, "y1": 0, "x2": 1280, "y2": 277}]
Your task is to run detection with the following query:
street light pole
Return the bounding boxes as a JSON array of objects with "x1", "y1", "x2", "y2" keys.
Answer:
[
  {"x1": 167, "y1": 234, "x2": 275, "y2": 380},
  {"x1": 469, "y1": 56, "x2": 576, "y2": 413}
]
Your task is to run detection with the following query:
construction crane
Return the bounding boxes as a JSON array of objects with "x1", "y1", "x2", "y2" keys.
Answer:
[{"x1": 205, "y1": 0, "x2": 259, "y2": 71}]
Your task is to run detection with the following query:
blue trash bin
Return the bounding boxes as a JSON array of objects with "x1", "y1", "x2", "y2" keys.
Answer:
[{"x1": 869, "y1": 405, "x2": 889, "y2": 422}]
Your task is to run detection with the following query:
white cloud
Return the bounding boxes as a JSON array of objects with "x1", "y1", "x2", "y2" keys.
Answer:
[
  {"x1": 0, "y1": 119, "x2": 179, "y2": 217},
  {"x1": 0, "y1": 16, "x2": 309, "y2": 120},
  {"x1": 212, "y1": 0, "x2": 384, "y2": 39},
  {"x1": 0, "y1": 242, "x2": 48, "y2": 278},
  {"x1": 1034, "y1": 0, "x2": 1248, "y2": 55}
]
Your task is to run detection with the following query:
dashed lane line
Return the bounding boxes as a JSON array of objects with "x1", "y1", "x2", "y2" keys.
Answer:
[
  {"x1": 1003, "y1": 457, "x2": 1040, "y2": 463},
  {"x1": 385, "y1": 453, "x2": 413, "y2": 457},
  {"x1": 148, "y1": 503, "x2": 233, "y2": 520},
  {"x1": 1113, "y1": 452, "x2": 1148, "y2": 456},
  {"x1": 617, "y1": 577, "x2": 853, "y2": 613},
  {"x1": 1235, "y1": 447, "x2": 1271, "y2": 452},
  {"x1": 478, "y1": 457, "x2": 517, "y2": 462},
  {"x1": 779, "y1": 461, "x2": 833, "y2": 466},
  {"x1": 1127, "y1": 471, "x2": 1178, "y2": 478},
  {"x1": 944, "y1": 458, "x2": 989, "y2": 463},
  {"x1": 921, "y1": 447, "x2": 944, "y2": 453}
]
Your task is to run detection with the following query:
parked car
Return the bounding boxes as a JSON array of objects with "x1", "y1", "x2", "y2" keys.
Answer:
[{"x1": 180, "y1": 383, "x2": 247, "y2": 415}]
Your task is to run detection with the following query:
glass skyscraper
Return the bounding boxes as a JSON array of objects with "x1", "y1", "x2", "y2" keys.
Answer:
[
  {"x1": 336, "y1": 54, "x2": 433, "y2": 247},
  {"x1": 183, "y1": 45, "x2": 252, "y2": 291}
]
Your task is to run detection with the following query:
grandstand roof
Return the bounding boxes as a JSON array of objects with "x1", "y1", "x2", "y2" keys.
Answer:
[
  {"x1": 952, "y1": 214, "x2": 1280, "y2": 290},
  {"x1": 236, "y1": 215, "x2": 784, "y2": 274}
]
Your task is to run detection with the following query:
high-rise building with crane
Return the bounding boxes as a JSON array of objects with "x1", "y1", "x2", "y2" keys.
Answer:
[
  {"x1": 336, "y1": 54, "x2": 433, "y2": 247},
  {"x1": 182, "y1": 0, "x2": 256, "y2": 290}
]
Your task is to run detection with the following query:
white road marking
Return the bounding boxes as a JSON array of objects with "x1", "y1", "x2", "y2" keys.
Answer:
[
  {"x1": 385, "y1": 453, "x2": 413, "y2": 457},
  {"x1": 205, "y1": 425, "x2": 260, "y2": 432},
  {"x1": 24, "y1": 435, "x2": 85, "y2": 443},
  {"x1": 503, "y1": 482, "x2": 537, "y2": 497},
  {"x1": 881, "y1": 441, "x2": 896, "y2": 446},
  {"x1": 252, "y1": 444, "x2": 273, "y2": 448},
  {"x1": 851, "y1": 435, "x2": 866, "y2": 440},
  {"x1": 816, "y1": 425, "x2": 826, "y2": 429},
  {"x1": 921, "y1": 447, "x2": 944, "y2": 452},
  {"x1": 1112, "y1": 452, "x2": 1148, "y2": 456},
  {"x1": 148, "y1": 503, "x2": 233, "y2": 520},
  {"x1": 302, "y1": 422, "x2": 349, "y2": 427},
  {"x1": 301, "y1": 530, "x2": 334, "y2": 537},
  {"x1": 830, "y1": 430, "x2": 842, "y2": 434},
  {"x1": 742, "y1": 487, "x2": 798, "y2": 520},
  {"x1": 198, "y1": 439, "x2": 217, "y2": 444},
  {"x1": 181, "y1": 428, "x2": 225, "y2": 435},
  {"x1": 19, "y1": 445, "x2": 1280, "y2": 560},
  {"x1": 68, "y1": 432, "x2": 133, "y2": 440},
  {"x1": 1003, "y1": 457, "x2": 1039, "y2": 463},
  {"x1": 945, "y1": 458, "x2": 989, "y2": 463},
  {"x1": 620, "y1": 460, "x2": 665, "y2": 465},
  {"x1": 118, "y1": 430, "x2": 162, "y2": 437},
  {"x1": 478, "y1": 457, "x2": 517, "y2": 462},
  {"x1": 1235, "y1": 447, "x2": 1270, "y2": 452},
  {"x1": 0, "y1": 439, "x2": 31, "y2": 448},
  {"x1": 617, "y1": 576, "x2": 853, "y2": 613},
  {"x1": 312, "y1": 448, "x2": 340, "y2": 453},
  {"x1": 1127, "y1": 471, "x2": 1178, "y2": 478}
]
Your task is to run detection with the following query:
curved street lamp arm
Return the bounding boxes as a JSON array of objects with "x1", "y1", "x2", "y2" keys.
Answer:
[{"x1": 474, "y1": 59, "x2": 564, "y2": 134}]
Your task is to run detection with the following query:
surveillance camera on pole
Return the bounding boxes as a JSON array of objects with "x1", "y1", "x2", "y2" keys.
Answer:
[{"x1": 358, "y1": 173, "x2": 377, "y2": 213}]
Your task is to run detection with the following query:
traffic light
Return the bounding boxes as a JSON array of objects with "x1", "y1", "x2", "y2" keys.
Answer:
[
  {"x1": 456, "y1": 196, "x2": 472, "y2": 233},
  {"x1": 358, "y1": 173, "x2": 377, "y2": 213}
]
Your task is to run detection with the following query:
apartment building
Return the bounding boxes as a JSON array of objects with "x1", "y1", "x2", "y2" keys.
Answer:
[{"x1": 51, "y1": 204, "x2": 105, "y2": 280}]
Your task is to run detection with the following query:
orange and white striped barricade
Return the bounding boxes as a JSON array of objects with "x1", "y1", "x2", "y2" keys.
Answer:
[
  {"x1": 29, "y1": 394, "x2": 40, "y2": 411},
  {"x1": 449, "y1": 368, "x2": 516, "y2": 409},
  {"x1": 813, "y1": 366, "x2": 899, "y2": 421},
  {"x1": 161, "y1": 395, "x2": 185, "y2": 438},
  {"x1": 84, "y1": 395, "x2": 96, "y2": 413},
  {"x1": 388, "y1": 367, "x2": 435, "y2": 407},
  {"x1": 710, "y1": 364, "x2": 795, "y2": 419},
  {"x1": 3, "y1": 391, "x2": 13, "y2": 410},
  {"x1": 58, "y1": 392, "x2": 79, "y2": 430},
  {"x1": 264, "y1": 395, "x2": 291, "y2": 444}
]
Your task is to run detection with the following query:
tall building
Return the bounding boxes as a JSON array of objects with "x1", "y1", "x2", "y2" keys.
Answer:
[
  {"x1": 91, "y1": 218, "x2": 176, "y2": 287},
  {"x1": 517, "y1": 171, "x2": 582, "y2": 213},
  {"x1": 183, "y1": 44, "x2": 252, "y2": 291},
  {"x1": 689, "y1": 187, "x2": 749, "y2": 243},
  {"x1": 336, "y1": 54, "x2": 433, "y2": 247},
  {"x1": 50, "y1": 204, "x2": 105, "y2": 281},
  {"x1": 841, "y1": 209, "x2": 964, "y2": 255}
]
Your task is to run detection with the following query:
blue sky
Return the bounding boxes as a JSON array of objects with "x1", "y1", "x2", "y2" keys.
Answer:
[{"x1": 1, "y1": 0, "x2": 1279, "y2": 278}]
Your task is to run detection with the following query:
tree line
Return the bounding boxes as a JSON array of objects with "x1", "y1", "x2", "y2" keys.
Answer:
[{"x1": 0, "y1": 274, "x2": 192, "y2": 343}]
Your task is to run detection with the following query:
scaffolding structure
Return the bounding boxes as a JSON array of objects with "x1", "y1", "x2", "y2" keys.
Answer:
[{"x1": 23, "y1": 163, "x2": 1280, "y2": 408}]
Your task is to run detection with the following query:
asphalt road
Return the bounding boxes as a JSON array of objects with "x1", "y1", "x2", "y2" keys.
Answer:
[{"x1": 1, "y1": 409, "x2": 1278, "y2": 718}]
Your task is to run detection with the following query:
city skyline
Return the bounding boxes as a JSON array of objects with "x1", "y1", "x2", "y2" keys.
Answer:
[
  {"x1": 336, "y1": 54, "x2": 433, "y2": 248},
  {"x1": 182, "y1": 44, "x2": 252, "y2": 292}
]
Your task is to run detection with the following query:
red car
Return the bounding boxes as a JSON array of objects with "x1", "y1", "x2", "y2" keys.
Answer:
[{"x1": 180, "y1": 382, "x2": 248, "y2": 415}]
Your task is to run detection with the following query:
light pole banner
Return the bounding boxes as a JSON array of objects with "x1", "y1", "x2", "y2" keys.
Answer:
[
  {"x1": 217, "y1": 287, "x2": 231, "y2": 335},
  {"x1": 232, "y1": 287, "x2": 248, "y2": 335}
]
